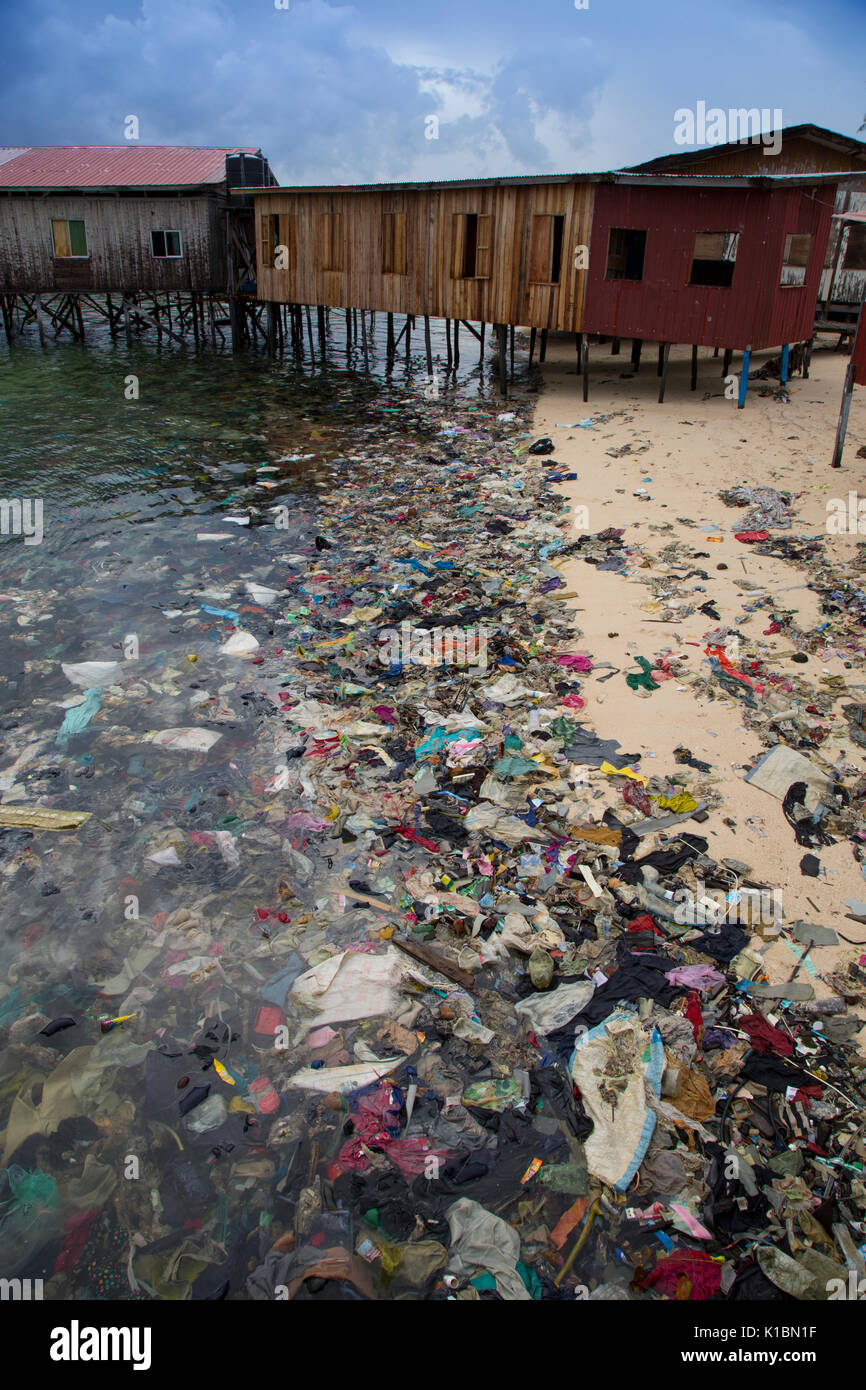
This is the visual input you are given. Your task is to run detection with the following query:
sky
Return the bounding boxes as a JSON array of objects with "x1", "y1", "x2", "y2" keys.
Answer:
[{"x1": 1, "y1": 0, "x2": 864, "y2": 184}]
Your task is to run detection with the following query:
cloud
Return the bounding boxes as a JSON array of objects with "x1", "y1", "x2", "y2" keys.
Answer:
[
  {"x1": 0, "y1": 0, "x2": 610, "y2": 182},
  {"x1": 0, "y1": 0, "x2": 863, "y2": 184}
]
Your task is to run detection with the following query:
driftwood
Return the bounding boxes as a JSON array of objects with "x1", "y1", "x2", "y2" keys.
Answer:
[{"x1": 392, "y1": 935, "x2": 474, "y2": 991}]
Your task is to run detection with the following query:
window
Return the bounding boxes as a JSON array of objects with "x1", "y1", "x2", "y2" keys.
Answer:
[
  {"x1": 321, "y1": 212, "x2": 343, "y2": 272},
  {"x1": 529, "y1": 214, "x2": 565, "y2": 284},
  {"x1": 689, "y1": 231, "x2": 739, "y2": 287},
  {"x1": 382, "y1": 212, "x2": 407, "y2": 275},
  {"x1": 842, "y1": 222, "x2": 866, "y2": 272},
  {"x1": 259, "y1": 212, "x2": 295, "y2": 272},
  {"x1": 51, "y1": 219, "x2": 87, "y2": 258},
  {"x1": 605, "y1": 227, "x2": 646, "y2": 281},
  {"x1": 451, "y1": 212, "x2": 492, "y2": 278},
  {"x1": 780, "y1": 233, "x2": 812, "y2": 286},
  {"x1": 151, "y1": 229, "x2": 182, "y2": 258},
  {"x1": 260, "y1": 212, "x2": 279, "y2": 271}
]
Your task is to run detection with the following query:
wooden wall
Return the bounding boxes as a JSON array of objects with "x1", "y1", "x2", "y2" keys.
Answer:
[
  {"x1": 255, "y1": 178, "x2": 836, "y2": 350},
  {"x1": 583, "y1": 183, "x2": 834, "y2": 350},
  {"x1": 0, "y1": 194, "x2": 226, "y2": 293},
  {"x1": 644, "y1": 137, "x2": 866, "y2": 178},
  {"x1": 255, "y1": 183, "x2": 595, "y2": 331}
]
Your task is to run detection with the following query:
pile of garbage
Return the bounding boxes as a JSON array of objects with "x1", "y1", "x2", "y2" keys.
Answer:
[{"x1": 2, "y1": 390, "x2": 866, "y2": 1302}]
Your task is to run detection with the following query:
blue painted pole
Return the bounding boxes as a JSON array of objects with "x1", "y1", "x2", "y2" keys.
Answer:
[
  {"x1": 780, "y1": 343, "x2": 789, "y2": 384},
  {"x1": 738, "y1": 345, "x2": 751, "y2": 409}
]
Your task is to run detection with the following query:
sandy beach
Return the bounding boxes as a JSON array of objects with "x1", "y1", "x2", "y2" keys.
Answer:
[{"x1": 531, "y1": 335, "x2": 866, "y2": 1020}]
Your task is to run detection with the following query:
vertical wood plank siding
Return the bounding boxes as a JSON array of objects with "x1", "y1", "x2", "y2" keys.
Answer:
[
  {"x1": 0, "y1": 195, "x2": 225, "y2": 292},
  {"x1": 255, "y1": 183, "x2": 595, "y2": 331}
]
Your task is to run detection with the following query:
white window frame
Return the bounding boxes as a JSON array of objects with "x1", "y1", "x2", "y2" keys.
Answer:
[{"x1": 151, "y1": 229, "x2": 183, "y2": 259}]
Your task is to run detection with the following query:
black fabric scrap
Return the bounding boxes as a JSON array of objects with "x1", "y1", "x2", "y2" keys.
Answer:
[{"x1": 742, "y1": 1053, "x2": 815, "y2": 1092}]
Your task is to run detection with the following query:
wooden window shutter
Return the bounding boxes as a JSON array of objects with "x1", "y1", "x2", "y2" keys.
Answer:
[
  {"x1": 52, "y1": 219, "x2": 71, "y2": 257},
  {"x1": 322, "y1": 212, "x2": 343, "y2": 271},
  {"x1": 69, "y1": 220, "x2": 87, "y2": 256},
  {"x1": 320, "y1": 212, "x2": 331, "y2": 270},
  {"x1": 276, "y1": 213, "x2": 295, "y2": 270},
  {"x1": 383, "y1": 213, "x2": 394, "y2": 272},
  {"x1": 475, "y1": 214, "x2": 492, "y2": 278},
  {"x1": 259, "y1": 213, "x2": 272, "y2": 272},
  {"x1": 693, "y1": 232, "x2": 727, "y2": 260},
  {"x1": 451, "y1": 214, "x2": 466, "y2": 279},
  {"x1": 529, "y1": 214, "x2": 553, "y2": 283},
  {"x1": 394, "y1": 212, "x2": 406, "y2": 274}
]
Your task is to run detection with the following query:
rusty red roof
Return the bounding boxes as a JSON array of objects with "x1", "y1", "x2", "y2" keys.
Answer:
[{"x1": 0, "y1": 146, "x2": 261, "y2": 189}]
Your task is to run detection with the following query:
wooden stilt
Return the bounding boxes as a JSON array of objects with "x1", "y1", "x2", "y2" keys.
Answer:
[
  {"x1": 345, "y1": 308, "x2": 352, "y2": 351},
  {"x1": 611, "y1": 337, "x2": 620, "y2": 354},
  {"x1": 318, "y1": 305, "x2": 326, "y2": 357},
  {"x1": 479, "y1": 322, "x2": 485, "y2": 365},
  {"x1": 387, "y1": 312, "x2": 394, "y2": 362},
  {"x1": 658, "y1": 342, "x2": 671, "y2": 402},
  {"x1": 539, "y1": 329, "x2": 548, "y2": 362},
  {"x1": 424, "y1": 315, "x2": 433, "y2": 376},
  {"x1": 445, "y1": 318, "x2": 452, "y2": 371},
  {"x1": 267, "y1": 303, "x2": 278, "y2": 355},
  {"x1": 306, "y1": 305, "x2": 316, "y2": 363},
  {"x1": 453, "y1": 318, "x2": 459, "y2": 368},
  {"x1": 631, "y1": 337, "x2": 642, "y2": 372},
  {"x1": 690, "y1": 344, "x2": 698, "y2": 391},
  {"x1": 509, "y1": 324, "x2": 515, "y2": 375},
  {"x1": 361, "y1": 308, "x2": 369, "y2": 373},
  {"x1": 495, "y1": 324, "x2": 507, "y2": 395},
  {"x1": 722, "y1": 348, "x2": 732, "y2": 378},
  {"x1": 405, "y1": 314, "x2": 411, "y2": 364},
  {"x1": 657, "y1": 342, "x2": 665, "y2": 376},
  {"x1": 529, "y1": 327, "x2": 537, "y2": 365},
  {"x1": 713, "y1": 346, "x2": 720, "y2": 358},
  {"x1": 831, "y1": 360, "x2": 857, "y2": 467}
]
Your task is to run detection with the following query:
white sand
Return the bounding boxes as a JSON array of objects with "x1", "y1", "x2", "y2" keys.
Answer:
[{"x1": 530, "y1": 335, "x2": 866, "y2": 1018}]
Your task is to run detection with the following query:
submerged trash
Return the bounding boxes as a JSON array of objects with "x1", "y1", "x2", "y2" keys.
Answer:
[{"x1": 1, "y1": 354, "x2": 866, "y2": 1306}]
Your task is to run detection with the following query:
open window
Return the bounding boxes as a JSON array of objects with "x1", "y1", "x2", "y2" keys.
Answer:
[
  {"x1": 321, "y1": 212, "x2": 344, "y2": 272},
  {"x1": 529, "y1": 214, "x2": 565, "y2": 284},
  {"x1": 780, "y1": 233, "x2": 812, "y2": 286},
  {"x1": 605, "y1": 227, "x2": 646, "y2": 281},
  {"x1": 151, "y1": 229, "x2": 183, "y2": 258},
  {"x1": 689, "y1": 231, "x2": 739, "y2": 287},
  {"x1": 51, "y1": 219, "x2": 87, "y2": 258},
  {"x1": 382, "y1": 212, "x2": 407, "y2": 274},
  {"x1": 842, "y1": 221, "x2": 866, "y2": 271},
  {"x1": 451, "y1": 213, "x2": 492, "y2": 278}
]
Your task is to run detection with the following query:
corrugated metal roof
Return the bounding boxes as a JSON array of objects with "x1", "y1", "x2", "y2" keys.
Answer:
[
  {"x1": 244, "y1": 170, "x2": 848, "y2": 196},
  {"x1": 621, "y1": 124, "x2": 866, "y2": 173},
  {"x1": 0, "y1": 146, "x2": 261, "y2": 189}
]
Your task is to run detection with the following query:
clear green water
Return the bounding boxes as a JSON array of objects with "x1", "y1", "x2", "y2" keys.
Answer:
[{"x1": 0, "y1": 311, "x2": 523, "y2": 1299}]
